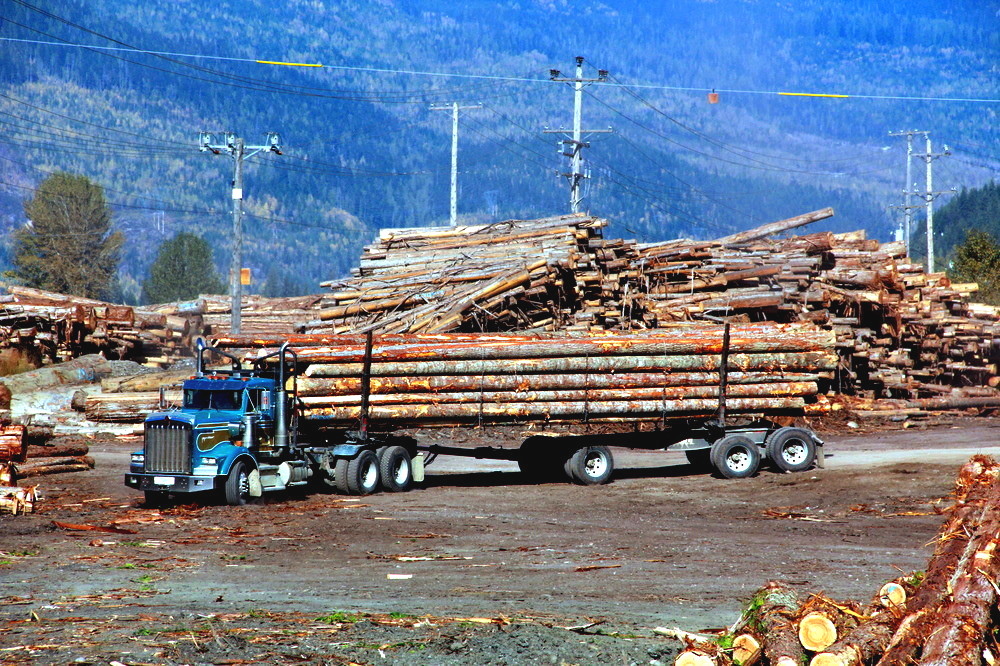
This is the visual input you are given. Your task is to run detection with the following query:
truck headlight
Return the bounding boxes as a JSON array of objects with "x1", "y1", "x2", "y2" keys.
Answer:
[{"x1": 131, "y1": 454, "x2": 144, "y2": 463}]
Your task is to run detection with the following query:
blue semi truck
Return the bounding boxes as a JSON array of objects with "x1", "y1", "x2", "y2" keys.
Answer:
[{"x1": 125, "y1": 336, "x2": 822, "y2": 506}]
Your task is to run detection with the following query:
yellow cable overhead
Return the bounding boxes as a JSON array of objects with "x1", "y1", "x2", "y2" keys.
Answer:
[
  {"x1": 778, "y1": 92, "x2": 850, "y2": 98},
  {"x1": 254, "y1": 60, "x2": 323, "y2": 68}
]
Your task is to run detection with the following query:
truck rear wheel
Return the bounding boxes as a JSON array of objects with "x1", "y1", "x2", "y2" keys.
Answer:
[
  {"x1": 336, "y1": 450, "x2": 380, "y2": 495},
  {"x1": 565, "y1": 445, "x2": 614, "y2": 485},
  {"x1": 766, "y1": 427, "x2": 816, "y2": 473},
  {"x1": 378, "y1": 445, "x2": 412, "y2": 492},
  {"x1": 224, "y1": 460, "x2": 252, "y2": 505},
  {"x1": 710, "y1": 435, "x2": 761, "y2": 479}
]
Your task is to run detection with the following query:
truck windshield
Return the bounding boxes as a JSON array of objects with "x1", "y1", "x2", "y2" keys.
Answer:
[{"x1": 184, "y1": 389, "x2": 242, "y2": 411}]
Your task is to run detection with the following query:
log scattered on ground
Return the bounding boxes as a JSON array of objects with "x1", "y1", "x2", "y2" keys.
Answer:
[
  {"x1": 664, "y1": 455, "x2": 1000, "y2": 666},
  {"x1": 17, "y1": 455, "x2": 94, "y2": 478}
]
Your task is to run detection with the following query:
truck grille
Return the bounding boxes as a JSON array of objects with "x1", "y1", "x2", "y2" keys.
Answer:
[{"x1": 145, "y1": 421, "x2": 192, "y2": 474}]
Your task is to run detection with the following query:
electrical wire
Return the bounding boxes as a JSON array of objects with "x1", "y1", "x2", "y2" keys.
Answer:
[
  {"x1": 1, "y1": 10, "x2": 515, "y2": 104},
  {"x1": 3, "y1": 32, "x2": 997, "y2": 104}
]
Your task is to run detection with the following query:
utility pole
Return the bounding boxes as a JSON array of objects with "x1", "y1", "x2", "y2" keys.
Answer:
[
  {"x1": 544, "y1": 57, "x2": 611, "y2": 213},
  {"x1": 430, "y1": 102, "x2": 481, "y2": 226},
  {"x1": 889, "y1": 130, "x2": 920, "y2": 256},
  {"x1": 889, "y1": 130, "x2": 950, "y2": 271},
  {"x1": 199, "y1": 131, "x2": 281, "y2": 334}
]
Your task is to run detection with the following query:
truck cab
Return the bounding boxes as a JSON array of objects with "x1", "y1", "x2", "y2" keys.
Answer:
[{"x1": 125, "y1": 342, "x2": 311, "y2": 505}]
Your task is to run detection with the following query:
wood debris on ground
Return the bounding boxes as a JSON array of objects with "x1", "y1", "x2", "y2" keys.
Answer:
[{"x1": 664, "y1": 454, "x2": 1000, "y2": 665}]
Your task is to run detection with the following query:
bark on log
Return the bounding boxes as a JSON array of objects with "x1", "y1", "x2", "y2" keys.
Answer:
[
  {"x1": 297, "y1": 382, "x2": 817, "y2": 407},
  {"x1": 742, "y1": 581, "x2": 806, "y2": 666},
  {"x1": 300, "y1": 396, "x2": 807, "y2": 426},
  {"x1": 303, "y1": 351, "x2": 839, "y2": 378},
  {"x1": 714, "y1": 208, "x2": 835, "y2": 246},
  {"x1": 26, "y1": 442, "x2": 89, "y2": 458},
  {"x1": 876, "y1": 455, "x2": 1000, "y2": 665},
  {"x1": 17, "y1": 455, "x2": 94, "y2": 477},
  {"x1": 286, "y1": 327, "x2": 835, "y2": 364},
  {"x1": 0, "y1": 354, "x2": 112, "y2": 395},
  {"x1": 294, "y1": 371, "x2": 822, "y2": 397},
  {"x1": 915, "y1": 479, "x2": 1000, "y2": 665},
  {"x1": 101, "y1": 370, "x2": 191, "y2": 393}
]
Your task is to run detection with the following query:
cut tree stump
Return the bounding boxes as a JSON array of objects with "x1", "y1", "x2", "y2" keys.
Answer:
[{"x1": 799, "y1": 610, "x2": 840, "y2": 651}]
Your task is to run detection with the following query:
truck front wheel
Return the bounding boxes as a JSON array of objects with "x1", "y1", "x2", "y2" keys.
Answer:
[{"x1": 224, "y1": 460, "x2": 252, "y2": 505}]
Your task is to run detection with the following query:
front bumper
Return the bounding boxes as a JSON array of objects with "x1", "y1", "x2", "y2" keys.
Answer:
[{"x1": 124, "y1": 472, "x2": 219, "y2": 493}]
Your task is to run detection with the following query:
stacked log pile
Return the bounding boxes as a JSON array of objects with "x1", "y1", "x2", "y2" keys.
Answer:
[
  {"x1": 214, "y1": 323, "x2": 836, "y2": 429},
  {"x1": 0, "y1": 285, "x2": 195, "y2": 366},
  {"x1": 629, "y1": 225, "x2": 1000, "y2": 399},
  {"x1": 1, "y1": 428, "x2": 94, "y2": 481},
  {"x1": 667, "y1": 454, "x2": 1000, "y2": 665},
  {"x1": 193, "y1": 293, "x2": 324, "y2": 337},
  {"x1": 306, "y1": 214, "x2": 610, "y2": 334},
  {"x1": 306, "y1": 208, "x2": 1000, "y2": 401}
]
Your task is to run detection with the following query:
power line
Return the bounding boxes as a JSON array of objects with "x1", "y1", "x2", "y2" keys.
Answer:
[
  {"x1": 1, "y1": 13, "x2": 512, "y2": 104},
  {"x1": 3, "y1": 33, "x2": 998, "y2": 104}
]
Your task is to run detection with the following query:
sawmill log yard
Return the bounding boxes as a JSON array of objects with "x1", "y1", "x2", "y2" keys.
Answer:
[{"x1": 4, "y1": 212, "x2": 1000, "y2": 665}]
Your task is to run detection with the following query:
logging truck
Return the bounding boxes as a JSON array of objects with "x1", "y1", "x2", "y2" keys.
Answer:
[{"x1": 125, "y1": 327, "x2": 826, "y2": 505}]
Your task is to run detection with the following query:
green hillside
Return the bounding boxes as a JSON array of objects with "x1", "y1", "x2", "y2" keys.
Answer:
[{"x1": 0, "y1": 0, "x2": 996, "y2": 301}]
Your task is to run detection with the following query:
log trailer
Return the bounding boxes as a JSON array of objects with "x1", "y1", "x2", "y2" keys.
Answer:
[{"x1": 125, "y1": 326, "x2": 826, "y2": 505}]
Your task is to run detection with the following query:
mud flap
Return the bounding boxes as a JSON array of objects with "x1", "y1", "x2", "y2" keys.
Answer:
[
  {"x1": 248, "y1": 468, "x2": 263, "y2": 497},
  {"x1": 412, "y1": 453, "x2": 425, "y2": 483}
]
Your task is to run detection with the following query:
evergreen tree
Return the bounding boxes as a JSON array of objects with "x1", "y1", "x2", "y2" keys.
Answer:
[
  {"x1": 949, "y1": 230, "x2": 1000, "y2": 305},
  {"x1": 142, "y1": 232, "x2": 225, "y2": 304},
  {"x1": 9, "y1": 172, "x2": 123, "y2": 299}
]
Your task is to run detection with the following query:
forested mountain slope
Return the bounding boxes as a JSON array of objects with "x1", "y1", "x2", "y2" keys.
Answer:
[{"x1": 0, "y1": 0, "x2": 996, "y2": 300}]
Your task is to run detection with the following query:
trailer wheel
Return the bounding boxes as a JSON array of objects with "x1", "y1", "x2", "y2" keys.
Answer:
[
  {"x1": 766, "y1": 427, "x2": 816, "y2": 473},
  {"x1": 341, "y1": 450, "x2": 380, "y2": 495},
  {"x1": 566, "y1": 445, "x2": 614, "y2": 485},
  {"x1": 378, "y1": 445, "x2": 412, "y2": 492},
  {"x1": 710, "y1": 435, "x2": 761, "y2": 479},
  {"x1": 684, "y1": 449, "x2": 712, "y2": 471},
  {"x1": 224, "y1": 460, "x2": 252, "y2": 505}
]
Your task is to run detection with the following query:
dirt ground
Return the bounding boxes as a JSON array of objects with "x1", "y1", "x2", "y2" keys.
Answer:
[{"x1": 3, "y1": 417, "x2": 1000, "y2": 665}]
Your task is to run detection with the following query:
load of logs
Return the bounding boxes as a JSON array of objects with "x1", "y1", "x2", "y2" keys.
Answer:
[
  {"x1": 668, "y1": 454, "x2": 1000, "y2": 665},
  {"x1": 205, "y1": 323, "x2": 836, "y2": 429}
]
